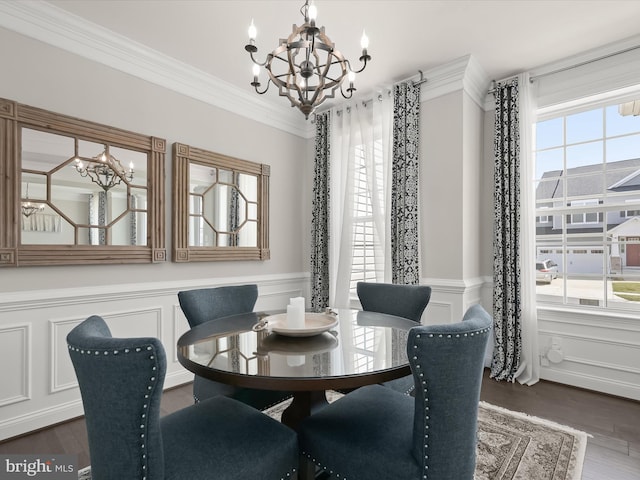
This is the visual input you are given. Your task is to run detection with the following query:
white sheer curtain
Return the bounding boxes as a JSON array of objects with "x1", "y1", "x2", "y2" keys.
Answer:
[
  {"x1": 516, "y1": 72, "x2": 540, "y2": 386},
  {"x1": 329, "y1": 95, "x2": 393, "y2": 308}
]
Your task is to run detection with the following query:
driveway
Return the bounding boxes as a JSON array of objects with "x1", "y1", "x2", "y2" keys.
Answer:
[{"x1": 536, "y1": 278, "x2": 626, "y2": 304}]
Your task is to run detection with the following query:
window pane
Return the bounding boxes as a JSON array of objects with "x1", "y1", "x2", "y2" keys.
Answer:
[
  {"x1": 565, "y1": 173, "x2": 603, "y2": 201},
  {"x1": 535, "y1": 148, "x2": 563, "y2": 180},
  {"x1": 536, "y1": 117, "x2": 563, "y2": 150},
  {"x1": 566, "y1": 109, "x2": 603, "y2": 144},
  {"x1": 606, "y1": 134, "x2": 640, "y2": 163},
  {"x1": 536, "y1": 177, "x2": 563, "y2": 203},
  {"x1": 566, "y1": 141, "x2": 603, "y2": 169}
]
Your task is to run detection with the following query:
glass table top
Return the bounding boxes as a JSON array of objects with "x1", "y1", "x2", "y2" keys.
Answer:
[{"x1": 177, "y1": 309, "x2": 414, "y2": 386}]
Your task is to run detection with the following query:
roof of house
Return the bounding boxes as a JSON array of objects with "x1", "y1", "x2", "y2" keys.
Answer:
[{"x1": 536, "y1": 158, "x2": 640, "y2": 200}]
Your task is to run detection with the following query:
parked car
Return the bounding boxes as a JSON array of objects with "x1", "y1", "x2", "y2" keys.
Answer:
[{"x1": 536, "y1": 259, "x2": 558, "y2": 283}]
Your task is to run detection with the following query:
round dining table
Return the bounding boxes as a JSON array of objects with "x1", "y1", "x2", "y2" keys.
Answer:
[{"x1": 177, "y1": 308, "x2": 414, "y2": 431}]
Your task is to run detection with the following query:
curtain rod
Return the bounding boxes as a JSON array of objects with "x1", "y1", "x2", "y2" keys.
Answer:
[
  {"x1": 487, "y1": 43, "x2": 640, "y2": 95},
  {"x1": 531, "y1": 43, "x2": 640, "y2": 82},
  {"x1": 312, "y1": 69, "x2": 427, "y2": 122}
]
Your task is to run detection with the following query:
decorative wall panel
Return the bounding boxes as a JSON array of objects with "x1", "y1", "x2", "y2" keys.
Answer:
[{"x1": 0, "y1": 324, "x2": 30, "y2": 407}]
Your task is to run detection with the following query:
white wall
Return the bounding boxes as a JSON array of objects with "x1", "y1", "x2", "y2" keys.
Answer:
[
  {"x1": 0, "y1": 28, "x2": 311, "y2": 291},
  {"x1": 0, "y1": 27, "x2": 312, "y2": 440},
  {"x1": 419, "y1": 60, "x2": 488, "y2": 326}
]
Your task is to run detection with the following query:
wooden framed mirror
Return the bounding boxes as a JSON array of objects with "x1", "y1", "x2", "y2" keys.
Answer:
[
  {"x1": 0, "y1": 97, "x2": 166, "y2": 267},
  {"x1": 172, "y1": 143, "x2": 269, "y2": 262}
]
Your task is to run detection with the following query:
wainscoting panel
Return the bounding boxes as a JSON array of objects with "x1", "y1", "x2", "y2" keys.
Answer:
[
  {"x1": 50, "y1": 308, "x2": 164, "y2": 394},
  {"x1": 0, "y1": 323, "x2": 30, "y2": 407},
  {"x1": 421, "y1": 276, "x2": 488, "y2": 325},
  {"x1": 50, "y1": 318, "x2": 83, "y2": 394},
  {"x1": 538, "y1": 307, "x2": 640, "y2": 401},
  {"x1": 0, "y1": 273, "x2": 310, "y2": 441},
  {"x1": 424, "y1": 301, "x2": 453, "y2": 325},
  {"x1": 429, "y1": 277, "x2": 640, "y2": 400}
]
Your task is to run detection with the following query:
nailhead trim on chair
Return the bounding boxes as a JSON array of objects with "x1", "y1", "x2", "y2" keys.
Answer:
[
  {"x1": 68, "y1": 343, "x2": 160, "y2": 480},
  {"x1": 279, "y1": 468, "x2": 297, "y2": 479},
  {"x1": 301, "y1": 452, "x2": 346, "y2": 479},
  {"x1": 413, "y1": 325, "x2": 491, "y2": 479}
]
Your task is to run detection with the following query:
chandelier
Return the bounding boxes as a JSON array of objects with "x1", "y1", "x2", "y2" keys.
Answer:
[
  {"x1": 74, "y1": 146, "x2": 134, "y2": 192},
  {"x1": 245, "y1": 1, "x2": 371, "y2": 119},
  {"x1": 21, "y1": 183, "x2": 45, "y2": 218}
]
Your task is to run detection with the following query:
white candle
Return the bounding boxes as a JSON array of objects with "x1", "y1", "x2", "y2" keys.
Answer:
[
  {"x1": 286, "y1": 303, "x2": 305, "y2": 329},
  {"x1": 290, "y1": 297, "x2": 305, "y2": 309}
]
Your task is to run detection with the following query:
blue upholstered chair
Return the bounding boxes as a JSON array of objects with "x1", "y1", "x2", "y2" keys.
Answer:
[
  {"x1": 357, "y1": 281, "x2": 432, "y2": 394},
  {"x1": 357, "y1": 282, "x2": 432, "y2": 322},
  {"x1": 178, "y1": 284, "x2": 292, "y2": 410},
  {"x1": 298, "y1": 304, "x2": 492, "y2": 480},
  {"x1": 67, "y1": 315, "x2": 298, "y2": 480}
]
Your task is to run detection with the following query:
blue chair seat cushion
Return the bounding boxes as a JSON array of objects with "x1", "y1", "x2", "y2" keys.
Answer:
[
  {"x1": 162, "y1": 396, "x2": 297, "y2": 480},
  {"x1": 298, "y1": 384, "x2": 420, "y2": 480}
]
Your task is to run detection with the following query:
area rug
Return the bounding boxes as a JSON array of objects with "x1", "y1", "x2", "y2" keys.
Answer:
[
  {"x1": 77, "y1": 393, "x2": 588, "y2": 480},
  {"x1": 263, "y1": 392, "x2": 588, "y2": 480}
]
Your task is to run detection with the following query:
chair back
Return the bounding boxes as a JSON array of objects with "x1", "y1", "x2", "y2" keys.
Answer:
[
  {"x1": 408, "y1": 304, "x2": 492, "y2": 479},
  {"x1": 357, "y1": 282, "x2": 431, "y2": 322},
  {"x1": 178, "y1": 284, "x2": 258, "y2": 327},
  {"x1": 67, "y1": 315, "x2": 166, "y2": 480}
]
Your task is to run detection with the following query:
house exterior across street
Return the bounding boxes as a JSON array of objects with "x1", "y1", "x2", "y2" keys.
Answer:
[{"x1": 536, "y1": 157, "x2": 640, "y2": 275}]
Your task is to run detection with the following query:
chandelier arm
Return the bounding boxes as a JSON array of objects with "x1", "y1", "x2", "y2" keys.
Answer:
[
  {"x1": 248, "y1": 51, "x2": 269, "y2": 68},
  {"x1": 340, "y1": 82, "x2": 355, "y2": 99},
  {"x1": 346, "y1": 57, "x2": 369, "y2": 75},
  {"x1": 254, "y1": 77, "x2": 272, "y2": 95}
]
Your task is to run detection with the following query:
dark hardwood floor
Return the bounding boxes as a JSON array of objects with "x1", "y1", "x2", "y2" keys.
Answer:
[{"x1": 1, "y1": 370, "x2": 638, "y2": 479}]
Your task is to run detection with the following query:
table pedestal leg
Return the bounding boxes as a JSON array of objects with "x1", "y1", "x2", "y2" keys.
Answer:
[
  {"x1": 281, "y1": 390, "x2": 328, "y2": 431},
  {"x1": 282, "y1": 391, "x2": 329, "y2": 480}
]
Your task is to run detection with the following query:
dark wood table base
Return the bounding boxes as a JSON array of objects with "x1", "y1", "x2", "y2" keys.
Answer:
[{"x1": 281, "y1": 390, "x2": 329, "y2": 431}]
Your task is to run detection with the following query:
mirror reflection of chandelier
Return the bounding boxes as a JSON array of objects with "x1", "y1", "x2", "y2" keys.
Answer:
[
  {"x1": 21, "y1": 182, "x2": 46, "y2": 218},
  {"x1": 74, "y1": 145, "x2": 134, "y2": 192},
  {"x1": 245, "y1": 1, "x2": 371, "y2": 119}
]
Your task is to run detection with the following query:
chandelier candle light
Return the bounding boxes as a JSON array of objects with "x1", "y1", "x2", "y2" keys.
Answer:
[
  {"x1": 74, "y1": 145, "x2": 134, "y2": 192},
  {"x1": 21, "y1": 183, "x2": 45, "y2": 218},
  {"x1": 245, "y1": 1, "x2": 371, "y2": 119}
]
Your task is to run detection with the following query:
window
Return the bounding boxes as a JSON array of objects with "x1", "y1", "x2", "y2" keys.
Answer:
[
  {"x1": 330, "y1": 99, "x2": 392, "y2": 306},
  {"x1": 569, "y1": 199, "x2": 599, "y2": 224},
  {"x1": 349, "y1": 141, "x2": 385, "y2": 294},
  {"x1": 621, "y1": 199, "x2": 640, "y2": 217},
  {"x1": 534, "y1": 92, "x2": 640, "y2": 311},
  {"x1": 537, "y1": 206, "x2": 551, "y2": 223}
]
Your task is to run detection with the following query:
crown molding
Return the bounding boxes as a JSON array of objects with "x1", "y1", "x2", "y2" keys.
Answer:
[
  {"x1": 0, "y1": 1, "x2": 312, "y2": 138},
  {"x1": 419, "y1": 54, "x2": 490, "y2": 110}
]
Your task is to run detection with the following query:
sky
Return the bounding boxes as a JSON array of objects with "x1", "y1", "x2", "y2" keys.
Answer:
[{"x1": 535, "y1": 103, "x2": 640, "y2": 180}]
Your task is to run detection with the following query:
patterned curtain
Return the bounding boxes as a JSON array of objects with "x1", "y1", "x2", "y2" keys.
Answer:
[
  {"x1": 491, "y1": 78, "x2": 523, "y2": 382},
  {"x1": 129, "y1": 194, "x2": 137, "y2": 245},
  {"x1": 88, "y1": 192, "x2": 107, "y2": 245},
  {"x1": 311, "y1": 112, "x2": 331, "y2": 311},
  {"x1": 229, "y1": 173, "x2": 239, "y2": 247},
  {"x1": 391, "y1": 82, "x2": 421, "y2": 284}
]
